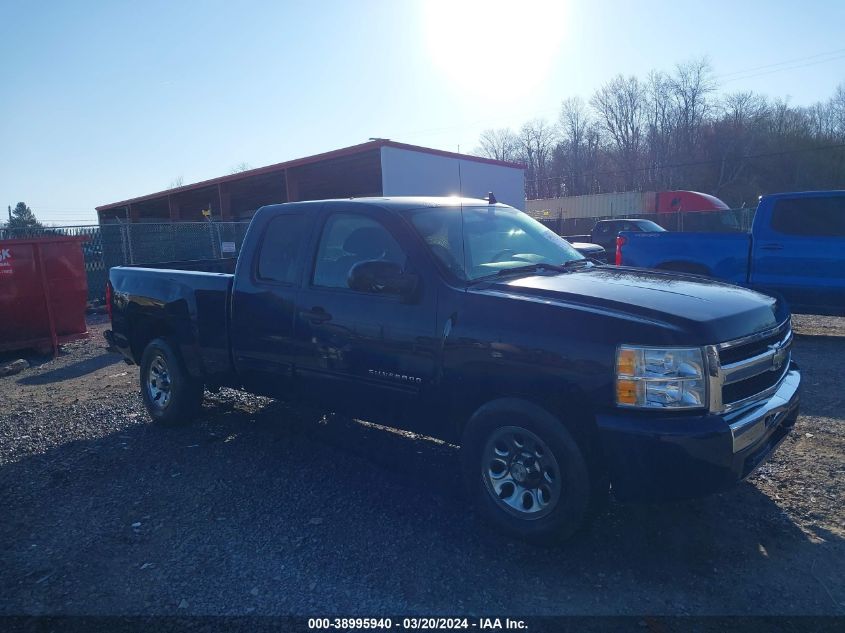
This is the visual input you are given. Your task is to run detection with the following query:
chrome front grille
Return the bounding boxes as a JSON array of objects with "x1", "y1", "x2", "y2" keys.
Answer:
[{"x1": 707, "y1": 320, "x2": 793, "y2": 413}]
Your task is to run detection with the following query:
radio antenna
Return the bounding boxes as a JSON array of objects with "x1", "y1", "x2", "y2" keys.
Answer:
[
  {"x1": 457, "y1": 146, "x2": 467, "y2": 280},
  {"x1": 457, "y1": 144, "x2": 463, "y2": 196}
]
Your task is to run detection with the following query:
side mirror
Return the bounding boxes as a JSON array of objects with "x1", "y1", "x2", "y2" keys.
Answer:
[{"x1": 348, "y1": 260, "x2": 418, "y2": 298}]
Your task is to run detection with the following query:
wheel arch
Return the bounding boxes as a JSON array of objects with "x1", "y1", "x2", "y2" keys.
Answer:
[
  {"x1": 462, "y1": 395, "x2": 601, "y2": 468},
  {"x1": 129, "y1": 318, "x2": 172, "y2": 365},
  {"x1": 459, "y1": 394, "x2": 605, "y2": 542},
  {"x1": 130, "y1": 318, "x2": 203, "y2": 377}
]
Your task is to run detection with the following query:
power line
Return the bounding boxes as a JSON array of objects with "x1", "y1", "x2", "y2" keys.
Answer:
[
  {"x1": 18, "y1": 206, "x2": 97, "y2": 211},
  {"x1": 721, "y1": 53, "x2": 845, "y2": 84},
  {"x1": 23, "y1": 211, "x2": 97, "y2": 215},
  {"x1": 716, "y1": 47, "x2": 845, "y2": 79}
]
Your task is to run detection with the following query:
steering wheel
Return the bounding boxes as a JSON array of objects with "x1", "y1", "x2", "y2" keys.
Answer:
[{"x1": 490, "y1": 249, "x2": 517, "y2": 263}]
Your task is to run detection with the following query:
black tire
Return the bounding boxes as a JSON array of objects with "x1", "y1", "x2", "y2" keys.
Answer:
[
  {"x1": 461, "y1": 400, "x2": 593, "y2": 544},
  {"x1": 139, "y1": 338, "x2": 203, "y2": 426}
]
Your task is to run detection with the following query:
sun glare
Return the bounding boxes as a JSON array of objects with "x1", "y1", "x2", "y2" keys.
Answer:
[{"x1": 421, "y1": 0, "x2": 567, "y2": 98}]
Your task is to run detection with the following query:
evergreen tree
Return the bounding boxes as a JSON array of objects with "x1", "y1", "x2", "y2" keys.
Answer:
[{"x1": 7, "y1": 202, "x2": 42, "y2": 229}]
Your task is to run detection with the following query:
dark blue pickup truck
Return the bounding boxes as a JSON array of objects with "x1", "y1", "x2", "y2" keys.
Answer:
[
  {"x1": 106, "y1": 197, "x2": 800, "y2": 542},
  {"x1": 617, "y1": 190, "x2": 845, "y2": 315}
]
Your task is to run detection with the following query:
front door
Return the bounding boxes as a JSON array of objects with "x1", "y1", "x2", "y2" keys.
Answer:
[
  {"x1": 751, "y1": 194, "x2": 845, "y2": 315},
  {"x1": 294, "y1": 206, "x2": 439, "y2": 428}
]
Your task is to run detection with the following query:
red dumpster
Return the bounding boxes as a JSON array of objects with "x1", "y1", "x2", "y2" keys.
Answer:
[{"x1": 0, "y1": 235, "x2": 89, "y2": 355}]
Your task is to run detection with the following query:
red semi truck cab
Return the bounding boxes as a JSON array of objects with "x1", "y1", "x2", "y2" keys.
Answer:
[{"x1": 654, "y1": 191, "x2": 730, "y2": 214}]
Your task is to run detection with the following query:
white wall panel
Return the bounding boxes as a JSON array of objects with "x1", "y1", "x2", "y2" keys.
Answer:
[{"x1": 380, "y1": 147, "x2": 525, "y2": 210}]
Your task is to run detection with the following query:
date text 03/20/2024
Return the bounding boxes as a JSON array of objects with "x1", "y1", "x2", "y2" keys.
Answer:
[{"x1": 307, "y1": 617, "x2": 528, "y2": 630}]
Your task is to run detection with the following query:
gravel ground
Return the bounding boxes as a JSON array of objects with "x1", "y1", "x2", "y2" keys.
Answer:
[{"x1": 0, "y1": 315, "x2": 843, "y2": 616}]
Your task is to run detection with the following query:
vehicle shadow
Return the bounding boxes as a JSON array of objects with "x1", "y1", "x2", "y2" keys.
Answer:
[
  {"x1": 16, "y1": 354, "x2": 123, "y2": 386},
  {"x1": 791, "y1": 337, "x2": 845, "y2": 419},
  {"x1": 1, "y1": 392, "x2": 842, "y2": 617}
]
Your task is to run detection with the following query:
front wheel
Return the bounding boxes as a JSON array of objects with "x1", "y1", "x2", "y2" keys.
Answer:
[
  {"x1": 462, "y1": 405, "x2": 592, "y2": 543},
  {"x1": 139, "y1": 338, "x2": 203, "y2": 426}
]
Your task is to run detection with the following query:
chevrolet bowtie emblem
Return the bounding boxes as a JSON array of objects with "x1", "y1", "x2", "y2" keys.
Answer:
[{"x1": 770, "y1": 341, "x2": 788, "y2": 371}]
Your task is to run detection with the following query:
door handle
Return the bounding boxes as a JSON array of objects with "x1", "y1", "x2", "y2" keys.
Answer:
[
  {"x1": 760, "y1": 243, "x2": 784, "y2": 251},
  {"x1": 302, "y1": 307, "x2": 332, "y2": 324}
]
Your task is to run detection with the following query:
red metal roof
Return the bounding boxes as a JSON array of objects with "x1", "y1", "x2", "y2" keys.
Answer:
[{"x1": 97, "y1": 139, "x2": 524, "y2": 211}]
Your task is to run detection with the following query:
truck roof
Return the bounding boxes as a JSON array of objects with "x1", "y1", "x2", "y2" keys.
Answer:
[
  {"x1": 761, "y1": 190, "x2": 845, "y2": 201},
  {"x1": 258, "y1": 196, "x2": 506, "y2": 214}
]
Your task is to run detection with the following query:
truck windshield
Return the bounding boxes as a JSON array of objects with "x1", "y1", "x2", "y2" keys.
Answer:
[
  {"x1": 633, "y1": 220, "x2": 666, "y2": 232},
  {"x1": 409, "y1": 205, "x2": 585, "y2": 281}
]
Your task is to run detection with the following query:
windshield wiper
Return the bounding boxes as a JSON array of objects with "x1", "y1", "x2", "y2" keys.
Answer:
[
  {"x1": 494, "y1": 262, "x2": 570, "y2": 277},
  {"x1": 467, "y1": 260, "x2": 591, "y2": 285},
  {"x1": 562, "y1": 258, "x2": 591, "y2": 269}
]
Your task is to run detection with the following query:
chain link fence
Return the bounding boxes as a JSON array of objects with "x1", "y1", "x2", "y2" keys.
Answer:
[
  {"x1": 527, "y1": 207, "x2": 757, "y2": 238},
  {"x1": 1, "y1": 209, "x2": 754, "y2": 302},
  {"x1": 1, "y1": 222, "x2": 250, "y2": 301}
]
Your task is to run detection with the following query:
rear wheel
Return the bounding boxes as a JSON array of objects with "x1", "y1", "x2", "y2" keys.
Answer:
[
  {"x1": 462, "y1": 403, "x2": 593, "y2": 543},
  {"x1": 140, "y1": 338, "x2": 203, "y2": 426}
]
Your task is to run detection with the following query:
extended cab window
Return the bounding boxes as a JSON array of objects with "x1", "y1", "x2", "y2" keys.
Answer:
[
  {"x1": 256, "y1": 214, "x2": 308, "y2": 283},
  {"x1": 771, "y1": 197, "x2": 845, "y2": 237},
  {"x1": 313, "y1": 214, "x2": 407, "y2": 289}
]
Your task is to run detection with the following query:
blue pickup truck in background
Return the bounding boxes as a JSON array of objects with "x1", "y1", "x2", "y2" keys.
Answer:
[{"x1": 617, "y1": 190, "x2": 845, "y2": 315}]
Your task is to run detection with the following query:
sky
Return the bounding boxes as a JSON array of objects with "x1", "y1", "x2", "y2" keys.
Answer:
[{"x1": 1, "y1": 0, "x2": 844, "y2": 225}]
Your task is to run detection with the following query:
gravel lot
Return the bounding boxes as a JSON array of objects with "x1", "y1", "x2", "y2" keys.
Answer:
[{"x1": 1, "y1": 314, "x2": 843, "y2": 616}]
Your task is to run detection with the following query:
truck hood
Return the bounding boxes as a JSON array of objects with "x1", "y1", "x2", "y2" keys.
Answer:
[{"x1": 479, "y1": 266, "x2": 785, "y2": 344}]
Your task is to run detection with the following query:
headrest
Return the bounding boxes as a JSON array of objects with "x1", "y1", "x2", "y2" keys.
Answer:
[{"x1": 343, "y1": 227, "x2": 390, "y2": 258}]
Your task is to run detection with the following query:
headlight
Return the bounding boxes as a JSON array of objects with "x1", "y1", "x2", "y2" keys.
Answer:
[{"x1": 616, "y1": 346, "x2": 706, "y2": 409}]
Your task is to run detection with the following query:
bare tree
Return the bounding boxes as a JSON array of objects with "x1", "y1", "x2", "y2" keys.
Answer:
[
  {"x1": 806, "y1": 101, "x2": 836, "y2": 139},
  {"x1": 710, "y1": 91, "x2": 769, "y2": 195},
  {"x1": 518, "y1": 119, "x2": 558, "y2": 199},
  {"x1": 475, "y1": 128, "x2": 520, "y2": 163},
  {"x1": 169, "y1": 176, "x2": 184, "y2": 189},
  {"x1": 767, "y1": 97, "x2": 810, "y2": 138},
  {"x1": 830, "y1": 83, "x2": 845, "y2": 139},
  {"x1": 229, "y1": 162, "x2": 252, "y2": 174},
  {"x1": 556, "y1": 97, "x2": 595, "y2": 195},
  {"x1": 559, "y1": 97, "x2": 590, "y2": 151},
  {"x1": 591, "y1": 74, "x2": 646, "y2": 188},
  {"x1": 643, "y1": 70, "x2": 675, "y2": 188},
  {"x1": 669, "y1": 58, "x2": 717, "y2": 153},
  {"x1": 480, "y1": 64, "x2": 845, "y2": 204}
]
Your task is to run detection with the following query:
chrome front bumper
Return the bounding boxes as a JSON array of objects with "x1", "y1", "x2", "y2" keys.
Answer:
[
  {"x1": 729, "y1": 365, "x2": 801, "y2": 453},
  {"x1": 597, "y1": 360, "x2": 800, "y2": 501}
]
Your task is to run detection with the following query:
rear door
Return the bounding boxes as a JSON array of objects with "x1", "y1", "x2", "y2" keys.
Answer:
[
  {"x1": 293, "y1": 204, "x2": 439, "y2": 428},
  {"x1": 751, "y1": 194, "x2": 845, "y2": 315},
  {"x1": 230, "y1": 207, "x2": 315, "y2": 396}
]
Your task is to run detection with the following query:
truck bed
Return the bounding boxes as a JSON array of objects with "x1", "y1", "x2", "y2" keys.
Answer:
[
  {"x1": 109, "y1": 264, "x2": 235, "y2": 379},
  {"x1": 618, "y1": 231, "x2": 752, "y2": 284},
  {"x1": 127, "y1": 257, "x2": 238, "y2": 274}
]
